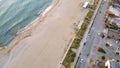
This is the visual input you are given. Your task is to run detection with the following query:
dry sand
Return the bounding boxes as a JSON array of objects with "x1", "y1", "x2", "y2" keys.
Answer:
[{"x1": 4, "y1": 0, "x2": 92, "y2": 68}]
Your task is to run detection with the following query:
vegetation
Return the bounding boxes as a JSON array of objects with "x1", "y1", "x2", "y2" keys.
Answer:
[
  {"x1": 71, "y1": 38, "x2": 81, "y2": 49},
  {"x1": 99, "y1": 61, "x2": 105, "y2": 68},
  {"x1": 92, "y1": 4, "x2": 97, "y2": 10},
  {"x1": 63, "y1": 0, "x2": 99, "y2": 67},
  {"x1": 111, "y1": 0, "x2": 117, "y2": 2},
  {"x1": 100, "y1": 32, "x2": 105, "y2": 38},
  {"x1": 98, "y1": 48, "x2": 106, "y2": 54},
  {"x1": 63, "y1": 14, "x2": 90, "y2": 68},
  {"x1": 77, "y1": 9, "x2": 95, "y2": 39},
  {"x1": 109, "y1": 56, "x2": 113, "y2": 60},
  {"x1": 107, "y1": 35, "x2": 112, "y2": 39},
  {"x1": 77, "y1": 19, "x2": 89, "y2": 39},
  {"x1": 105, "y1": 18, "x2": 119, "y2": 30},
  {"x1": 63, "y1": 9, "x2": 94, "y2": 68},
  {"x1": 91, "y1": 0, "x2": 99, "y2": 10},
  {"x1": 87, "y1": 10, "x2": 94, "y2": 19},
  {"x1": 105, "y1": 18, "x2": 111, "y2": 28},
  {"x1": 110, "y1": 22, "x2": 119, "y2": 30},
  {"x1": 101, "y1": 56, "x2": 106, "y2": 60},
  {"x1": 117, "y1": 60, "x2": 120, "y2": 62},
  {"x1": 116, "y1": 52, "x2": 119, "y2": 55},
  {"x1": 63, "y1": 38, "x2": 81, "y2": 68},
  {"x1": 63, "y1": 49, "x2": 76, "y2": 68},
  {"x1": 105, "y1": 43, "x2": 110, "y2": 47}
]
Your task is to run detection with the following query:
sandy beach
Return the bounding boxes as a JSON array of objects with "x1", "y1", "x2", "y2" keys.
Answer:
[{"x1": 2, "y1": 0, "x2": 93, "y2": 68}]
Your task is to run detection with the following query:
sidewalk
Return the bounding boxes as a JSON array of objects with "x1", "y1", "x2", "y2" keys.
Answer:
[{"x1": 71, "y1": 0, "x2": 103, "y2": 68}]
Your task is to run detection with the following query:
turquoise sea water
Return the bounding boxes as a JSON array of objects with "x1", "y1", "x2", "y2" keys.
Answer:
[{"x1": 0, "y1": 0, "x2": 53, "y2": 46}]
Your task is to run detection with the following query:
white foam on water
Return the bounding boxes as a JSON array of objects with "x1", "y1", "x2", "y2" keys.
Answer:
[{"x1": 17, "y1": 1, "x2": 54, "y2": 34}]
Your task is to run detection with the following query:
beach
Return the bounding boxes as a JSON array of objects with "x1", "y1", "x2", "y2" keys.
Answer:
[{"x1": 2, "y1": 0, "x2": 93, "y2": 68}]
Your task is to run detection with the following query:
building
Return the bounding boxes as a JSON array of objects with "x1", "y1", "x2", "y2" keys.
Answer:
[
  {"x1": 105, "y1": 59, "x2": 120, "y2": 68},
  {"x1": 107, "y1": 29, "x2": 120, "y2": 40},
  {"x1": 107, "y1": 6, "x2": 120, "y2": 27},
  {"x1": 107, "y1": 6, "x2": 120, "y2": 17}
]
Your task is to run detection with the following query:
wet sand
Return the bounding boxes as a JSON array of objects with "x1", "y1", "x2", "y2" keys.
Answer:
[{"x1": 3, "y1": 0, "x2": 92, "y2": 68}]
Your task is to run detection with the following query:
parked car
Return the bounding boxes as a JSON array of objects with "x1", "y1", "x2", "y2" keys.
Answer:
[{"x1": 79, "y1": 59, "x2": 85, "y2": 63}]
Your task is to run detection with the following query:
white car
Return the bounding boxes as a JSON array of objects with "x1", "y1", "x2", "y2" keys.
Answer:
[{"x1": 80, "y1": 59, "x2": 85, "y2": 63}]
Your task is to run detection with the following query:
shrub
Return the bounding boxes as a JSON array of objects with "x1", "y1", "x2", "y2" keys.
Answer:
[
  {"x1": 105, "y1": 18, "x2": 110, "y2": 28},
  {"x1": 101, "y1": 56, "x2": 105, "y2": 60},
  {"x1": 63, "y1": 49, "x2": 76, "y2": 68},
  {"x1": 71, "y1": 38, "x2": 81, "y2": 49},
  {"x1": 87, "y1": 10, "x2": 94, "y2": 18},
  {"x1": 110, "y1": 22, "x2": 119, "y2": 30},
  {"x1": 63, "y1": 0, "x2": 99, "y2": 67},
  {"x1": 100, "y1": 32, "x2": 105, "y2": 38},
  {"x1": 105, "y1": 43, "x2": 110, "y2": 47},
  {"x1": 99, "y1": 61, "x2": 105, "y2": 68},
  {"x1": 77, "y1": 19, "x2": 89, "y2": 38},
  {"x1": 116, "y1": 52, "x2": 119, "y2": 55},
  {"x1": 98, "y1": 48, "x2": 106, "y2": 54},
  {"x1": 105, "y1": 19, "x2": 119, "y2": 30},
  {"x1": 117, "y1": 60, "x2": 120, "y2": 62}
]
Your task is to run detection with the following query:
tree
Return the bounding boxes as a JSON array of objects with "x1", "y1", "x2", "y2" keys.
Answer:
[
  {"x1": 106, "y1": 43, "x2": 110, "y2": 47},
  {"x1": 116, "y1": 52, "x2": 119, "y2": 55},
  {"x1": 100, "y1": 32, "x2": 105, "y2": 38},
  {"x1": 98, "y1": 48, "x2": 106, "y2": 54},
  {"x1": 110, "y1": 22, "x2": 119, "y2": 30},
  {"x1": 101, "y1": 56, "x2": 105, "y2": 60},
  {"x1": 99, "y1": 61, "x2": 105, "y2": 68},
  {"x1": 117, "y1": 60, "x2": 120, "y2": 62}
]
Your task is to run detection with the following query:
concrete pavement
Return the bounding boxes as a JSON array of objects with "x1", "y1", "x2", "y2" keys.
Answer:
[
  {"x1": 76, "y1": 0, "x2": 111, "y2": 68},
  {"x1": 72, "y1": 0, "x2": 103, "y2": 67}
]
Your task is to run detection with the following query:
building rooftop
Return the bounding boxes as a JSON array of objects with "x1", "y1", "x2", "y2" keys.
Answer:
[
  {"x1": 107, "y1": 29, "x2": 120, "y2": 40},
  {"x1": 105, "y1": 59, "x2": 120, "y2": 68}
]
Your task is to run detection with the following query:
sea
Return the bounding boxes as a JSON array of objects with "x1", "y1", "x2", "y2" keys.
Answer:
[{"x1": 0, "y1": 0, "x2": 53, "y2": 47}]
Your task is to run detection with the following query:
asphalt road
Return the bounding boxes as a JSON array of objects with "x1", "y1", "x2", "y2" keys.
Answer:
[{"x1": 76, "y1": 0, "x2": 110, "y2": 68}]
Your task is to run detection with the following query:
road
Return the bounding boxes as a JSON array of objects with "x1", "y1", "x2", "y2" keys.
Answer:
[{"x1": 76, "y1": 0, "x2": 110, "y2": 68}]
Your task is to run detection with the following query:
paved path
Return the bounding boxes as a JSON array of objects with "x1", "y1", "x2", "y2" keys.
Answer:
[{"x1": 76, "y1": 0, "x2": 110, "y2": 68}]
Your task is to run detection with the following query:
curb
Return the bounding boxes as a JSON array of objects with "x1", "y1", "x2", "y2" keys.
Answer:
[{"x1": 72, "y1": 0, "x2": 103, "y2": 68}]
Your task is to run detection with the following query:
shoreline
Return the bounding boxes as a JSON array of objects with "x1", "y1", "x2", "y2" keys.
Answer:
[
  {"x1": 0, "y1": 0, "x2": 60, "y2": 56},
  {"x1": 17, "y1": 0, "x2": 55, "y2": 34},
  {"x1": 5, "y1": 0, "x2": 92, "y2": 67}
]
